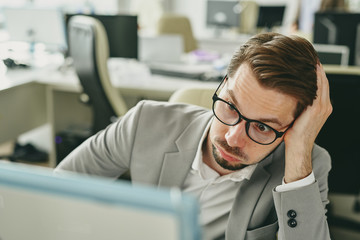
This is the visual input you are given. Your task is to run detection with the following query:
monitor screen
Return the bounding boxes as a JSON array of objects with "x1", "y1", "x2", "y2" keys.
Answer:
[
  {"x1": 0, "y1": 162, "x2": 201, "y2": 240},
  {"x1": 317, "y1": 51, "x2": 346, "y2": 65},
  {"x1": 65, "y1": 14, "x2": 138, "y2": 59},
  {"x1": 3, "y1": 7, "x2": 67, "y2": 51},
  {"x1": 315, "y1": 73, "x2": 360, "y2": 195},
  {"x1": 313, "y1": 12, "x2": 360, "y2": 66},
  {"x1": 256, "y1": 6, "x2": 286, "y2": 29},
  {"x1": 313, "y1": 44, "x2": 349, "y2": 66},
  {"x1": 139, "y1": 35, "x2": 184, "y2": 63},
  {"x1": 206, "y1": 0, "x2": 241, "y2": 28}
]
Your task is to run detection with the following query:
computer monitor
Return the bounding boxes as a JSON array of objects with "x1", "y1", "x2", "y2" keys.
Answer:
[
  {"x1": 65, "y1": 14, "x2": 138, "y2": 59},
  {"x1": 256, "y1": 5, "x2": 286, "y2": 29},
  {"x1": 313, "y1": 44, "x2": 349, "y2": 66},
  {"x1": 206, "y1": 0, "x2": 241, "y2": 28},
  {"x1": 313, "y1": 11, "x2": 360, "y2": 66},
  {"x1": 0, "y1": 162, "x2": 201, "y2": 240},
  {"x1": 139, "y1": 35, "x2": 184, "y2": 63},
  {"x1": 3, "y1": 7, "x2": 67, "y2": 52},
  {"x1": 315, "y1": 73, "x2": 360, "y2": 195}
]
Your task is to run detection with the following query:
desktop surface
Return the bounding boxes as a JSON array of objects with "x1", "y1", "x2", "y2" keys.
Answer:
[
  {"x1": 147, "y1": 61, "x2": 223, "y2": 81},
  {"x1": 0, "y1": 162, "x2": 201, "y2": 240}
]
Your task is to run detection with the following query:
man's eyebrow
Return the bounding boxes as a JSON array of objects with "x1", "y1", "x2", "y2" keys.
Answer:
[
  {"x1": 257, "y1": 117, "x2": 284, "y2": 128},
  {"x1": 227, "y1": 89, "x2": 240, "y2": 107},
  {"x1": 227, "y1": 89, "x2": 285, "y2": 128}
]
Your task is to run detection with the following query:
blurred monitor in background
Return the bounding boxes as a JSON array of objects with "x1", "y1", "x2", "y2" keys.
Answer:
[
  {"x1": 206, "y1": 0, "x2": 242, "y2": 37},
  {"x1": 65, "y1": 14, "x2": 138, "y2": 59},
  {"x1": 313, "y1": 11, "x2": 360, "y2": 66},
  {"x1": 313, "y1": 43, "x2": 349, "y2": 66},
  {"x1": 139, "y1": 35, "x2": 183, "y2": 63},
  {"x1": 3, "y1": 7, "x2": 67, "y2": 53},
  {"x1": 256, "y1": 5, "x2": 286, "y2": 31}
]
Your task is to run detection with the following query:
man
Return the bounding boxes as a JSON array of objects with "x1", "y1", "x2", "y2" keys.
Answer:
[{"x1": 55, "y1": 32, "x2": 332, "y2": 240}]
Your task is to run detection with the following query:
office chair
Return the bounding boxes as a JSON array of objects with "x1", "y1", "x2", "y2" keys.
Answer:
[
  {"x1": 169, "y1": 87, "x2": 215, "y2": 109},
  {"x1": 239, "y1": 0, "x2": 259, "y2": 34},
  {"x1": 68, "y1": 16, "x2": 128, "y2": 134},
  {"x1": 157, "y1": 13, "x2": 198, "y2": 53}
]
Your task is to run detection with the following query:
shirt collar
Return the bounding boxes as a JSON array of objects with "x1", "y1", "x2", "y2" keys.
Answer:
[{"x1": 192, "y1": 117, "x2": 257, "y2": 183}]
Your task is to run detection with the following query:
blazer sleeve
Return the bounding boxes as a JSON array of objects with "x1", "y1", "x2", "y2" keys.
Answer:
[
  {"x1": 54, "y1": 100, "x2": 146, "y2": 178},
  {"x1": 272, "y1": 145, "x2": 331, "y2": 240}
]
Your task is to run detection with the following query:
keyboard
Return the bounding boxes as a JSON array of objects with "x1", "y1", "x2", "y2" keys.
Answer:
[{"x1": 148, "y1": 62, "x2": 223, "y2": 81}]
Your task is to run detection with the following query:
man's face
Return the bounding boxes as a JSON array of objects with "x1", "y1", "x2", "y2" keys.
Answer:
[{"x1": 204, "y1": 63, "x2": 297, "y2": 175}]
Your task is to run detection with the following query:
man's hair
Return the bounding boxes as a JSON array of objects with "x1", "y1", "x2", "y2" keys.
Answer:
[{"x1": 227, "y1": 32, "x2": 319, "y2": 118}]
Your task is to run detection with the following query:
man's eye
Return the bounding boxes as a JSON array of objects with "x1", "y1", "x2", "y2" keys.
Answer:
[
  {"x1": 255, "y1": 123, "x2": 271, "y2": 132},
  {"x1": 227, "y1": 102, "x2": 237, "y2": 112}
]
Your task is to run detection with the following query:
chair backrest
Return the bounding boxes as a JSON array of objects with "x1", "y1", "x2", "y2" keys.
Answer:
[
  {"x1": 169, "y1": 87, "x2": 215, "y2": 109},
  {"x1": 68, "y1": 15, "x2": 128, "y2": 134},
  {"x1": 157, "y1": 14, "x2": 197, "y2": 53},
  {"x1": 239, "y1": 0, "x2": 259, "y2": 34}
]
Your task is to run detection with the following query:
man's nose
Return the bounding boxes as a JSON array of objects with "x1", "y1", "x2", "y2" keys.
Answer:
[{"x1": 225, "y1": 119, "x2": 247, "y2": 147}]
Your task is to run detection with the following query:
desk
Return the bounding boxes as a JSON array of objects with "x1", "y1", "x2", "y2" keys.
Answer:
[
  {"x1": 324, "y1": 64, "x2": 360, "y2": 75},
  {"x1": 1, "y1": 64, "x2": 360, "y2": 167},
  {"x1": 0, "y1": 81, "x2": 46, "y2": 143},
  {"x1": 0, "y1": 66, "x2": 219, "y2": 167},
  {"x1": 0, "y1": 68, "x2": 49, "y2": 144}
]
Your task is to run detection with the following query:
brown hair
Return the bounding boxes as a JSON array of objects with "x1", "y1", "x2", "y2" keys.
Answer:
[
  {"x1": 227, "y1": 32, "x2": 319, "y2": 118},
  {"x1": 319, "y1": 0, "x2": 347, "y2": 12}
]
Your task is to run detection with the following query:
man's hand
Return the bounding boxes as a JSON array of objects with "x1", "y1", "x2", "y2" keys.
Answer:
[{"x1": 283, "y1": 64, "x2": 333, "y2": 183}]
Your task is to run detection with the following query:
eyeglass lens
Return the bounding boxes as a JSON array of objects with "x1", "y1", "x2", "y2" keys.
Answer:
[{"x1": 213, "y1": 100, "x2": 277, "y2": 144}]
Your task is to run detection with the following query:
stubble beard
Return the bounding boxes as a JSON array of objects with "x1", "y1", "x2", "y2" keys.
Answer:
[{"x1": 211, "y1": 138, "x2": 249, "y2": 171}]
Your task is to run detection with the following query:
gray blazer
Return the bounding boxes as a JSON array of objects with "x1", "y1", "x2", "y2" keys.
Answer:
[{"x1": 56, "y1": 100, "x2": 331, "y2": 240}]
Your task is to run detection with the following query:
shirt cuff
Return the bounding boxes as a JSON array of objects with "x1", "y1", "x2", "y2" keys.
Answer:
[{"x1": 275, "y1": 171, "x2": 315, "y2": 192}]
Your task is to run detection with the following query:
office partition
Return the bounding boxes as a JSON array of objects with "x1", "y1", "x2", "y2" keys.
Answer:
[{"x1": 0, "y1": 162, "x2": 201, "y2": 240}]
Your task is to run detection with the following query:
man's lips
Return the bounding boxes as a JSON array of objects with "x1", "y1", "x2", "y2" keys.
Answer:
[{"x1": 216, "y1": 145, "x2": 242, "y2": 163}]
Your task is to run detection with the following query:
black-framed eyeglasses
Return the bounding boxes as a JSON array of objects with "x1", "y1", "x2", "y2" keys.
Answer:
[{"x1": 212, "y1": 75, "x2": 293, "y2": 145}]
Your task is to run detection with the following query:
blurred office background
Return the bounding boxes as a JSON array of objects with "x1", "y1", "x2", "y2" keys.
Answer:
[{"x1": 0, "y1": 0, "x2": 360, "y2": 239}]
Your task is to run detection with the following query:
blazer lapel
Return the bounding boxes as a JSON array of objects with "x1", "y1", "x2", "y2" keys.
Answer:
[
  {"x1": 158, "y1": 150, "x2": 195, "y2": 188},
  {"x1": 225, "y1": 155, "x2": 273, "y2": 240},
  {"x1": 158, "y1": 112, "x2": 213, "y2": 188}
]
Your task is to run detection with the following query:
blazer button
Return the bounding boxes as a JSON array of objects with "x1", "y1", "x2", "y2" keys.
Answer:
[
  {"x1": 287, "y1": 209, "x2": 297, "y2": 219},
  {"x1": 288, "y1": 219, "x2": 297, "y2": 228}
]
